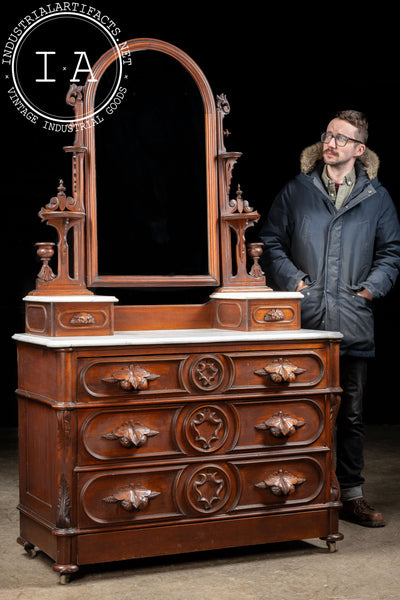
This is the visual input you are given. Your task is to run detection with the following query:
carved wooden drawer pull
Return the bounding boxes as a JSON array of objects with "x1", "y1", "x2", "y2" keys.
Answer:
[
  {"x1": 69, "y1": 312, "x2": 95, "y2": 324},
  {"x1": 256, "y1": 411, "x2": 305, "y2": 438},
  {"x1": 255, "y1": 358, "x2": 306, "y2": 383},
  {"x1": 263, "y1": 308, "x2": 285, "y2": 322},
  {"x1": 103, "y1": 483, "x2": 159, "y2": 511},
  {"x1": 255, "y1": 469, "x2": 306, "y2": 497},
  {"x1": 102, "y1": 364, "x2": 160, "y2": 391},
  {"x1": 103, "y1": 420, "x2": 159, "y2": 448}
]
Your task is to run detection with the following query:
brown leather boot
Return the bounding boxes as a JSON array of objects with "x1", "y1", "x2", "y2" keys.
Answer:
[{"x1": 340, "y1": 497, "x2": 385, "y2": 527}]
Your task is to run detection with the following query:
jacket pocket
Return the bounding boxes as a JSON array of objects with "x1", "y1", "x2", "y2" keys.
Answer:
[
  {"x1": 339, "y1": 288, "x2": 374, "y2": 353},
  {"x1": 300, "y1": 284, "x2": 325, "y2": 330}
]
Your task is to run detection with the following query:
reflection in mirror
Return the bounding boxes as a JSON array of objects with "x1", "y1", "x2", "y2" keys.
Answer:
[{"x1": 93, "y1": 50, "x2": 209, "y2": 280}]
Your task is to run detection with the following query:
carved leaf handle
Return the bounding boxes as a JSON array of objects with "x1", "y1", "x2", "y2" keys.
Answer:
[
  {"x1": 255, "y1": 469, "x2": 306, "y2": 497},
  {"x1": 102, "y1": 364, "x2": 160, "y2": 391},
  {"x1": 256, "y1": 411, "x2": 305, "y2": 438},
  {"x1": 255, "y1": 358, "x2": 306, "y2": 383},
  {"x1": 103, "y1": 483, "x2": 159, "y2": 511},
  {"x1": 103, "y1": 420, "x2": 159, "y2": 448}
]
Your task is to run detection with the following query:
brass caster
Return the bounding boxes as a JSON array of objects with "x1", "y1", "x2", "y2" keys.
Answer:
[{"x1": 60, "y1": 574, "x2": 71, "y2": 585}]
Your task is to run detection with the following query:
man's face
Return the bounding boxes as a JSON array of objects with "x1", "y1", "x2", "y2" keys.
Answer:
[{"x1": 323, "y1": 118, "x2": 365, "y2": 170}]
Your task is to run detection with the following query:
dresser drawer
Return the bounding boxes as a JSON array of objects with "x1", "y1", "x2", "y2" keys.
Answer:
[
  {"x1": 77, "y1": 345, "x2": 329, "y2": 403},
  {"x1": 78, "y1": 393, "x2": 329, "y2": 465},
  {"x1": 77, "y1": 454, "x2": 328, "y2": 528}
]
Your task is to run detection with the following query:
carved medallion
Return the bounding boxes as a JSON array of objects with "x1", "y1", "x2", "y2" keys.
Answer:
[
  {"x1": 188, "y1": 406, "x2": 226, "y2": 452},
  {"x1": 186, "y1": 465, "x2": 231, "y2": 513},
  {"x1": 189, "y1": 355, "x2": 224, "y2": 391},
  {"x1": 102, "y1": 364, "x2": 160, "y2": 391},
  {"x1": 103, "y1": 420, "x2": 159, "y2": 448},
  {"x1": 256, "y1": 469, "x2": 306, "y2": 497},
  {"x1": 256, "y1": 411, "x2": 305, "y2": 438},
  {"x1": 103, "y1": 483, "x2": 159, "y2": 511},
  {"x1": 255, "y1": 358, "x2": 306, "y2": 383}
]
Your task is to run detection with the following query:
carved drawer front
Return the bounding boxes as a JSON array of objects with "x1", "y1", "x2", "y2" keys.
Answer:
[
  {"x1": 78, "y1": 356, "x2": 186, "y2": 401},
  {"x1": 78, "y1": 407, "x2": 183, "y2": 464},
  {"x1": 233, "y1": 397, "x2": 326, "y2": 451},
  {"x1": 78, "y1": 466, "x2": 183, "y2": 528},
  {"x1": 79, "y1": 402, "x2": 242, "y2": 464},
  {"x1": 78, "y1": 352, "x2": 235, "y2": 401},
  {"x1": 230, "y1": 349, "x2": 326, "y2": 391},
  {"x1": 232, "y1": 455, "x2": 327, "y2": 512},
  {"x1": 78, "y1": 455, "x2": 327, "y2": 527}
]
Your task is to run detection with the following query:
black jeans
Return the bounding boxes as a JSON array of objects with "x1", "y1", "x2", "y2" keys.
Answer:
[{"x1": 336, "y1": 356, "x2": 368, "y2": 492}]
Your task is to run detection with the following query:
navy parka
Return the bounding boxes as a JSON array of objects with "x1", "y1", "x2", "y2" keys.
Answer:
[{"x1": 260, "y1": 143, "x2": 400, "y2": 356}]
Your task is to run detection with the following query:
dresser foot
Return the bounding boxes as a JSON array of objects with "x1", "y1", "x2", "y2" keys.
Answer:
[
  {"x1": 320, "y1": 531, "x2": 344, "y2": 553},
  {"x1": 17, "y1": 536, "x2": 37, "y2": 558},
  {"x1": 53, "y1": 563, "x2": 79, "y2": 584}
]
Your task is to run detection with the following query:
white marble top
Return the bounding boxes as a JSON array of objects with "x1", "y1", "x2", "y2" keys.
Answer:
[
  {"x1": 24, "y1": 292, "x2": 302, "y2": 303},
  {"x1": 209, "y1": 291, "x2": 303, "y2": 299},
  {"x1": 12, "y1": 328, "x2": 342, "y2": 348},
  {"x1": 23, "y1": 295, "x2": 119, "y2": 303}
]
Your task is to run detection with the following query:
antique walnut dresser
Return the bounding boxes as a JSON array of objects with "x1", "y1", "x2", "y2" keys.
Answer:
[{"x1": 13, "y1": 39, "x2": 343, "y2": 584}]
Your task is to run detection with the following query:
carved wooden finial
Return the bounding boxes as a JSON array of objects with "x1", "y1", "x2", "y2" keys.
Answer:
[
  {"x1": 216, "y1": 93, "x2": 230, "y2": 115},
  {"x1": 66, "y1": 83, "x2": 84, "y2": 106},
  {"x1": 229, "y1": 185, "x2": 253, "y2": 214}
]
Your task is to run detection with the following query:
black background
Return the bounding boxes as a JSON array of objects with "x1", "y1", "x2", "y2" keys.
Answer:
[{"x1": 2, "y1": 2, "x2": 399, "y2": 426}]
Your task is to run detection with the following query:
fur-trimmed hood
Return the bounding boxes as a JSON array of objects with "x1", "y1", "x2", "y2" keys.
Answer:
[{"x1": 300, "y1": 141, "x2": 380, "y2": 180}]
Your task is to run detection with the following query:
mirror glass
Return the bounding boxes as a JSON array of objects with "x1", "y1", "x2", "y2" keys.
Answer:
[{"x1": 86, "y1": 45, "x2": 218, "y2": 287}]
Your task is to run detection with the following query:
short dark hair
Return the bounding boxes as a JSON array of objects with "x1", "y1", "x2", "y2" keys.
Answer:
[{"x1": 336, "y1": 110, "x2": 368, "y2": 144}]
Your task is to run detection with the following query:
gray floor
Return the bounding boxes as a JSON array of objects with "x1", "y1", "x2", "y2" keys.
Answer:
[{"x1": 1, "y1": 425, "x2": 399, "y2": 600}]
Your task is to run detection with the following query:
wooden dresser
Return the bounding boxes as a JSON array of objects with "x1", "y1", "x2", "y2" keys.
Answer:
[{"x1": 14, "y1": 39, "x2": 343, "y2": 584}]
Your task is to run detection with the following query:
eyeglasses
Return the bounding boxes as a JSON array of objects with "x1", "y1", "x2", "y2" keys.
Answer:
[{"x1": 321, "y1": 132, "x2": 364, "y2": 146}]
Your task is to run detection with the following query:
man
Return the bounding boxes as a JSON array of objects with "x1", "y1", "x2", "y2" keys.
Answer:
[{"x1": 259, "y1": 110, "x2": 400, "y2": 527}]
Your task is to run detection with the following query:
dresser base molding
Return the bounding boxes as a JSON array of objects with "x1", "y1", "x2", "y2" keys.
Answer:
[{"x1": 18, "y1": 506, "x2": 342, "y2": 582}]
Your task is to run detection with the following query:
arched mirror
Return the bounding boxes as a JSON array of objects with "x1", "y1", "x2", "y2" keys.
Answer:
[{"x1": 82, "y1": 39, "x2": 219, "y2": 288}]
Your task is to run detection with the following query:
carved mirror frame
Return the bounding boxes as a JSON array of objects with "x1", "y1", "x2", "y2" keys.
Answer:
[{"x1": 82, "y1": 38, "x2": 219, "y2": 288}]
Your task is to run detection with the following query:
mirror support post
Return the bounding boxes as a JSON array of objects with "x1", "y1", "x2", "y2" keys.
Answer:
[{"x1": 216, "y1": 94, "x2": 269, "y2": 290}]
